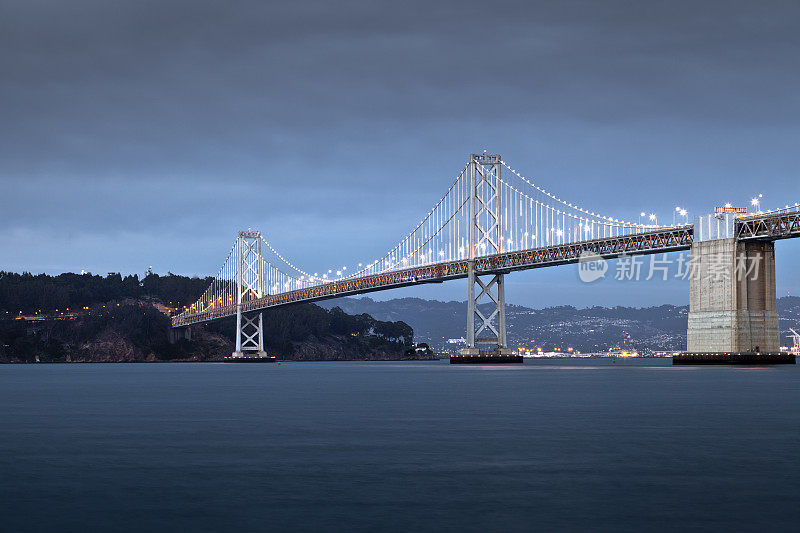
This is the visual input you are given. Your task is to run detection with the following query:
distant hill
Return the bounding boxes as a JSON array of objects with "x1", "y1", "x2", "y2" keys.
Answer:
[{"x1": 319, "y1": 296, "x2": 800, "y2": 353}]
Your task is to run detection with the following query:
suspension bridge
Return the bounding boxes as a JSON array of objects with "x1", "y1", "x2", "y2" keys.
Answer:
[{"x1": 170, "y1": 153, "x2": 800, "y2": 363}]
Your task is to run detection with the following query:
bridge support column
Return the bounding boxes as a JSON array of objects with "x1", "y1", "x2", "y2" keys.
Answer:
[
  {"x1": 454, "y1": 268, "x2": 518, "y2": 364},
  {"x1": 452, "y1": 152, "x2": 520, "y2": 364},
  {"x1": 168, "y1": 326, "x2": 191, "y2": 344},
  {"x1": 677, "y1": 213, "x2": 790, "y2": 364},
  {"x1": 231, "y1": 311, "x2": 267, "y2": 359}
]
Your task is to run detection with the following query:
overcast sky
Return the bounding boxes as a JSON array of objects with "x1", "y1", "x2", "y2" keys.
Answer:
[{"x1": 1, "y1": 0, "x2": 799, "y2": 306}]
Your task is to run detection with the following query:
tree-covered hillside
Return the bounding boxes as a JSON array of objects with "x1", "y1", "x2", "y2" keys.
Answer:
[
  {"x1": 0, "y1": 272, "x2": 417, "y2": 362},
  {"x1": 0, "y1": 271, "x2": 209, "y2": 315}
]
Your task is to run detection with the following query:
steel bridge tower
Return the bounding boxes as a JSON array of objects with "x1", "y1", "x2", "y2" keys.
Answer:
[
  {"x1": 232, "y1": 230, "x2": 267, "y2": 359},
  {"x1": 456, "y1": 153, "x2": 519, "y2": 363}
]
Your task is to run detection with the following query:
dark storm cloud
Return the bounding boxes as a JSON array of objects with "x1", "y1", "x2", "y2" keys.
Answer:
[
  {"x1": 5, "y1": 0, "x2": 800, "y2": 174},
  {"x1": 1, "y1": 0, "x2": 799, "y2": 303}
]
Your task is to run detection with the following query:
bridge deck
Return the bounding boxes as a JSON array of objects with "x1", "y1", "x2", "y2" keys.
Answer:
[
  {"x1": 172, "y1": 209, "x2": 799, "y2": 328},
  {"x1": 172, "y1": 226, "x2": 693, "y2": 327}
]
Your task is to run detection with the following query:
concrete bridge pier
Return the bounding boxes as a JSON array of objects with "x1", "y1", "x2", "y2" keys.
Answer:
[
  {"x1": 676, "y1": 213, "x2": 792, "y2": 364},
  {"x1": 168, "y1": 326, "x2": 191, "y2": 344}
]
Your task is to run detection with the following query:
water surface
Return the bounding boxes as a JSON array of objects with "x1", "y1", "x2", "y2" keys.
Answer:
[{"x1": 1, "y1": 359, "x2": 798, "y2": 531}]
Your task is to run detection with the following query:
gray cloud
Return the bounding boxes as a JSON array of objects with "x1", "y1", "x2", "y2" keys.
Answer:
[{"x1": 1, "y1": 0, "x2": 799, "y2": 304}]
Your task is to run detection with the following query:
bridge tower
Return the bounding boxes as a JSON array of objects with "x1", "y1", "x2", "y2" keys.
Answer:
[
  {"x1": 232, "y1": 230, "x2": 268, "y2": 359},
  {"x1": 453, "y1": 153, "x2": 520, "y2": 363}
]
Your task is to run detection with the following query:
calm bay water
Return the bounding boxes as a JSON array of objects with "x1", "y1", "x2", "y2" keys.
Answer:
[{"x1": 1, "y1": 359, "x2": 798, "y2": 532}]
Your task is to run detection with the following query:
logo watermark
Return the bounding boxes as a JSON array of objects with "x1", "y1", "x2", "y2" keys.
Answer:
[
  {"x1": 577, "y1": 251, "x2": 608, "y2": 283},
  {"x1": 577, "y1": 252, "x2": 764, "y2": 283}
]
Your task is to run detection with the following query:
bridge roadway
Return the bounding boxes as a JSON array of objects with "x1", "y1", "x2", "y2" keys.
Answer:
[{"x1": 172, "y1": 210, "x2": 798, "y2": 328}]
